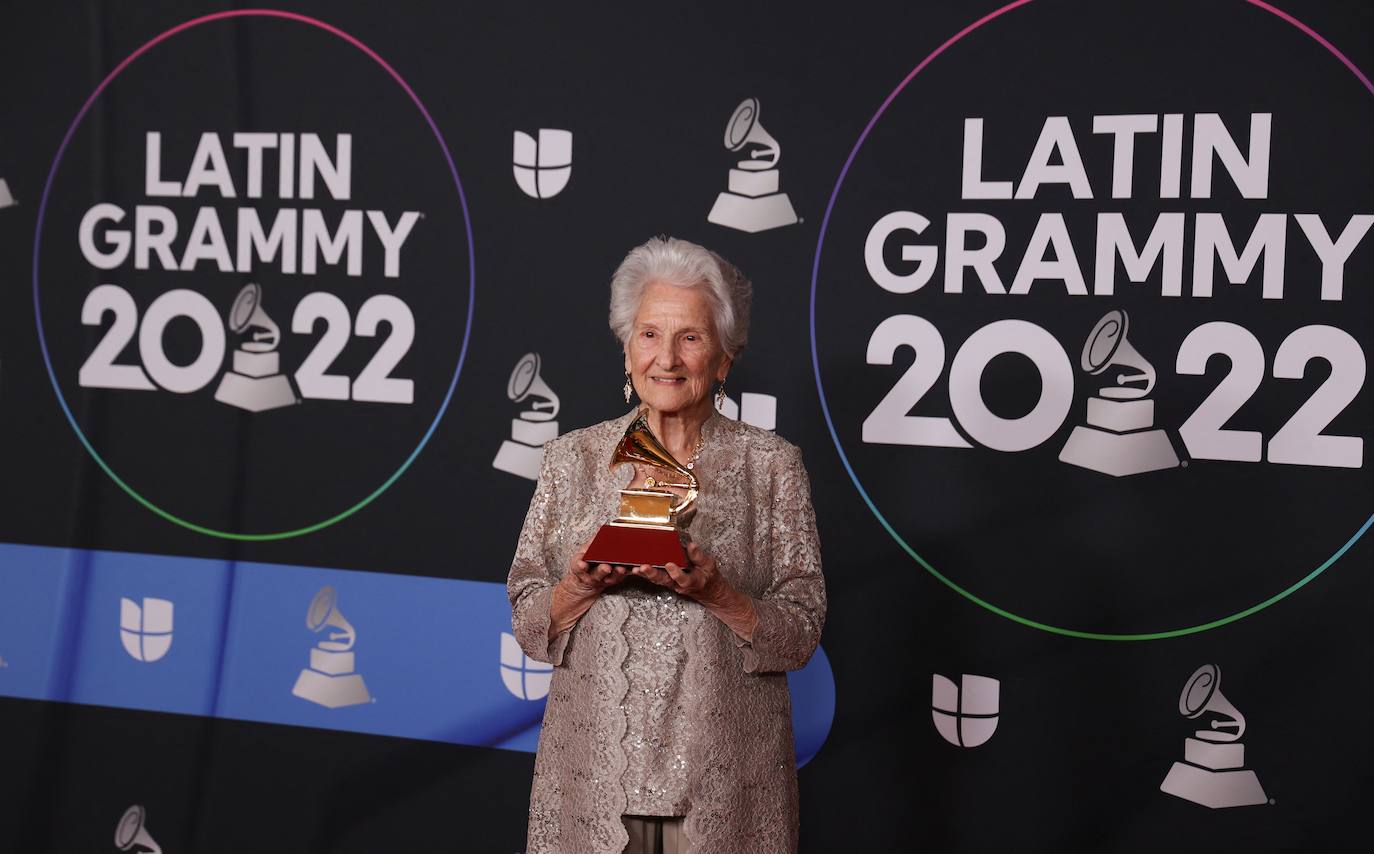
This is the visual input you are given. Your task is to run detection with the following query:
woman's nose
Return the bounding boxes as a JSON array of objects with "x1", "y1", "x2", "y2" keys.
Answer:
[{"x1": 655, "y1": 340, "x2": 681, "y2": 367}]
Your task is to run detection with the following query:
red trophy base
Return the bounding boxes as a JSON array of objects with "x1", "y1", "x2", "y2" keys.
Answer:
[{"x1": 583, "y1": 521, "x2": 689, "y2": 570}]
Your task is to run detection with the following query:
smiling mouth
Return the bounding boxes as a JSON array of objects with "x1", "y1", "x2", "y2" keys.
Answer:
[{"x1": 650, "y1": 376, "x2": 686, "y2": 384}]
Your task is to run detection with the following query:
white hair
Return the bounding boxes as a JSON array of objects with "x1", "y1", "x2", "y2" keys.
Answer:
[{"x1": 609, "y1": 236, "x2": 752, "y2": 359}]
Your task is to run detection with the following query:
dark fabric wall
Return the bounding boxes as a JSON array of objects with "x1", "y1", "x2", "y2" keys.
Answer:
[{"x1": 2, "y1": 1, "x2": 1373, "y2": 851}]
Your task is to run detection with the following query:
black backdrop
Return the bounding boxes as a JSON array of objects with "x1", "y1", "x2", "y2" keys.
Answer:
[{"x1": 2, "y1": 1, "x2": 1374, "y2": 851}]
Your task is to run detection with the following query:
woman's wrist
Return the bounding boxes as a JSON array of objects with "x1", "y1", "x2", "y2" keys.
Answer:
[
  {"x1": 549, "y1": 576, "x2": 595, "y2": 638},
  {"x1": 707, "y1": 587, "x2": 757, "y2": 642}
]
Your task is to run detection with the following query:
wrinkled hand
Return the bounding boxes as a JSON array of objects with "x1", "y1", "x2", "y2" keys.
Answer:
[
  {"x1": 549, "y1": 542, "x2": 632, "y2": 639},
  {"x1": 562, "y1": 544, "x2": 631, "y2": 599},
  {"x1": 633, "y1": 541, "x2": 732, "y2": 609},
  {"x1": 634, "y1": 542, "x2": 757, "y2": 640}
]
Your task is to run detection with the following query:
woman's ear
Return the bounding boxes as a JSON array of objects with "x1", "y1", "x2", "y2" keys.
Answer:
[{"x1": 716, "y1": 355, "x2": 733, "y2": 384}]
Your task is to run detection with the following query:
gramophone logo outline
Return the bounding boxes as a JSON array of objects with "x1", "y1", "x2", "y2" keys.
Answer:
[
  {"x1": 1160, "y1": 663, "x2": 1269, "y2": 809},
  {"x1": 114, "y1": 804, "x2": 161, "y2": 853},
  {"x1": 213, "y1": 282, "x2": 299, "y2": 412},
  {"x1": 1058, "y1": 309, "x2": 1180, "y2": 476},
  {"x1": 931, "y1": 673, "x2": 999, "y2": 748},
  {"x1": 492, "y1": 352, "x2": 560, "y2": 481},
  {"x1": 513, "y1": 129, "x2": 572, "y2": 199},
  {"x1": 707, "y1": 97, "x2": 799, "y2": 233},
  {"x1": 291, "y1": 585, "x2": 371, "y2": 709},
  {"x1": 119, "y1": 597, "x2": 173, "y2": 663}
]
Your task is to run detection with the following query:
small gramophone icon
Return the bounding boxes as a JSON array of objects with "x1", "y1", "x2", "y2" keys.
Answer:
[
  {"x1": 291, "y1": 586, "x2": 371, "y2": 709},
  {"x1": 1160, "y1": 664, "x2": 1267, "y2": 808},
  {"x1": 492, "y1": 352, "x2": 560, "y2": 480},
  {"x1": 213, "y1": 283, "x2": 297, "y2": 412},
  {"x1": 114, "y1": 804, "x2": 161, "y2": 853},
  {"x1": 706, "y1": 97, "x2": 798, "y2": 233},
  {"x1": 1058, "y1": 310, "x2": 1179, "y2": 476}
]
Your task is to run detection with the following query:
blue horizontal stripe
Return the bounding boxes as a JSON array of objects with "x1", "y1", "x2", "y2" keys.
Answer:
[{"x1": 0, "y1": 541, "x2": 833, "y2": 766}]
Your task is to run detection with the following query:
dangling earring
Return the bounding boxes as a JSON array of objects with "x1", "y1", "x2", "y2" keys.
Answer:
[
  {"x1": 623, "y1": 371, "x2": 633, "y2": 404},
  {"x1": 715, "y1": 381, "x2": 726, "y2": 411}
]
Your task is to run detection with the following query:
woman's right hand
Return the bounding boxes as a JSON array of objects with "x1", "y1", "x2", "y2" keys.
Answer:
[
  {"x1": 548, "y1": 543, "x2": 636, "y2": 638},
  {"x1": 561, "y1": 546, "x2": 632, "y2": 598}
]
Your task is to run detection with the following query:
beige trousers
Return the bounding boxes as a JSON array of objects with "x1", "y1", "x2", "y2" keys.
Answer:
[{"x1": 622, "y1": 815, "x2": 687, "y2": 854}]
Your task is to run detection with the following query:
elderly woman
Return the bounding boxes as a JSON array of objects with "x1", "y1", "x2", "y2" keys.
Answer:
[{"x1": 507, "y1": 236, "x2": 825, "y2": 854}]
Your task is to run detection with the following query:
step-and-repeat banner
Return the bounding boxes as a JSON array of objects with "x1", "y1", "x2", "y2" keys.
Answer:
[{"x1": 1, "y1": 1, "x2": 1371, "y2": 851}]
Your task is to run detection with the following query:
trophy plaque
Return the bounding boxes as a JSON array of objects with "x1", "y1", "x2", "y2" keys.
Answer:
[{"x1": 583, "y1": 411, "x2": 698, "y2": 570}]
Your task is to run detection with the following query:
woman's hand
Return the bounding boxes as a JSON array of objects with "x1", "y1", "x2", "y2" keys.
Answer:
[
  {"x1": 548, "y1": 543, "x2": 630, "y2": 638},
  {"x1": 632, "y1": 541, "x2": 723, "y2": 604},
  {"x1": 633, "y1": 541, "x2": 758, "y2": 641},
  {"x1": 562, "y1": 546, "x2": 631, "y2": 597}
]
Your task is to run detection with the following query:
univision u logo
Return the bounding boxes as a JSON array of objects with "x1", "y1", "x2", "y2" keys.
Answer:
[
  {"x1": 500, "y1": 632, "x2": 552, "y2": 701},
  {"x1": 512, "y1": 129, "x2": 572, "y2": 199},
  {"x1": 931, "y1": 673, "x2": 1000, "y2": 748},
  {"x1": 119, "y1": 597, "x2": 173, "y2": 663}
]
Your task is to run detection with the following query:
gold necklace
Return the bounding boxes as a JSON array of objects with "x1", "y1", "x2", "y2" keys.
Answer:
[
  {"x1": 643, "y1": 433, "x2": 705, "y2": 488},
  {"x1": 684, "y1": 432, "x2": 705, "y2": 470}
]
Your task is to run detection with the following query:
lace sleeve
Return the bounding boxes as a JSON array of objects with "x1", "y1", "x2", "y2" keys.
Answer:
[
  {"x1": 507, "y1": 443, "x2": 573, "y2": 666},
  {"x1": 738, "y1": 444, "x2": 827, "y2": 674}
]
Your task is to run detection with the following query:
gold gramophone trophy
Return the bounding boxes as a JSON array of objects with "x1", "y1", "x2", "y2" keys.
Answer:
[{"x1": 583, "y1": 411, "x2": 699, "y2": 569}]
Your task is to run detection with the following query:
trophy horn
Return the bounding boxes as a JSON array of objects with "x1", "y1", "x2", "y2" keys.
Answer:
[{"x1": 610, "y1": 411, "x2": 699, "y2": 518}]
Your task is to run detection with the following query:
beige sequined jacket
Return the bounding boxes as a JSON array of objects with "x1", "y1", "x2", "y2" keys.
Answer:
[{"x1": 508, "y1": 409, "x2": 826, "y2": 854}]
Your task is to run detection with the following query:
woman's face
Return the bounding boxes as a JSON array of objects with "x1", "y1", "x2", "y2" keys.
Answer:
[{"x1": 625, "y1": 280, "x2": 731, "y2": 418}]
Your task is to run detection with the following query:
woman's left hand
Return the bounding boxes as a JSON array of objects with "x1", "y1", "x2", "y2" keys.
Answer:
[
  {"x1": 633, "y1": 541, "x2": 757, "y2": 640},
  {"x1": 631, "y1": 541, "x2": 723, "y2": 603}
]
